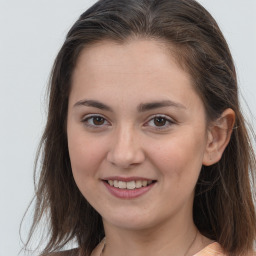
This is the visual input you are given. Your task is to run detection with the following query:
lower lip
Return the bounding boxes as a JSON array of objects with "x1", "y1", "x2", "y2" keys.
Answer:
[{"x1": 103, "y1": 181, "x2": 155, "y2": 199}]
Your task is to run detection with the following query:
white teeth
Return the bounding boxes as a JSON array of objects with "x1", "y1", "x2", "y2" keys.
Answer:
[
  {"x1": 108, "y1": 180, "x2": 114, "y2": 186},
  {"x1": 114, "y1": 180, "x2": 119, "y2": 187},
  {"x1": 142, "y1": 180, "x2": 147, "y2": 187},
  {"x1": 107, "y1": 180, "x2": 153, "y2": 190},
  {"x1": 127, "y1": 181, "x2": 136, "y2": 190},
  {"x1": 118, "y1": 181, "x2": 126, "y2": 189},
  {"x1": 135, "y1": 180, "x2": 142, "y2": 188}
]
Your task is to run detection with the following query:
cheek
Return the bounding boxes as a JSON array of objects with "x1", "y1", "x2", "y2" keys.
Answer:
[
  {"x1": 67, "y1": 131, "x2": 108, "y2": 202},
  {"x1": 67, "y1": 130, "x2": 106, "y2": 180},
  {"x1": 148, "y1": 132, "x2": 206, "y2": 181}
]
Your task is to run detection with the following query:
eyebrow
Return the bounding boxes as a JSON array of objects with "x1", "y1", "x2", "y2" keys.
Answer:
[
  {"x1": 73, "y1": 99, "x2": 113, "y2": 111},
  {"x1": 73, "y1": 99, "x2": 186, "y2": 112},
  {"x1": 137, "y1": 100, "x2": 186, "y2": 112}
]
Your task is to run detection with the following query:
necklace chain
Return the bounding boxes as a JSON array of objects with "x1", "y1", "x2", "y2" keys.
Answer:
[
  {"x1": 100, "y1": 230, "x2": 198, "y2": 256},
  {"x1": 100, "y1": 237, "x2": 106, "y2": 256},
  {"x1": 183, "y1": 230, "x2": 198, "y2": 256}
]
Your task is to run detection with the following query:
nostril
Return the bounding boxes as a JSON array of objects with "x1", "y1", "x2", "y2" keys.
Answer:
[{"x1": 106, "y1": 147, "x2": 146, "y2": 168}]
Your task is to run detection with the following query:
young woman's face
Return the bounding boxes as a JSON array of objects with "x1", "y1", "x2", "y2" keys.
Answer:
[{"x1": 67, "y1": 39, "x2": 210, "y2": 231}]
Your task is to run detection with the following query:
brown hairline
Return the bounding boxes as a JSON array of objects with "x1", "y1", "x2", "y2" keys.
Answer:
[{"x1": 22, "y1": 0, "x2": 256, "y2": 255}]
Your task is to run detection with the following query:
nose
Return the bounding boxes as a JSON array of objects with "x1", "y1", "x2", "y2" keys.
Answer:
[{"x1": 106, "y1": 125, "x2": 145, "y2": 169}]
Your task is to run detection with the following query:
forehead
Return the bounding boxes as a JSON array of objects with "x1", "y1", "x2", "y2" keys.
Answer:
[
  {"x1": 72, "y1": 38, "x2": 192, "y2": 88},
  {"x1": 69, "y1": 39, "x2": 202, "y2": 110}
]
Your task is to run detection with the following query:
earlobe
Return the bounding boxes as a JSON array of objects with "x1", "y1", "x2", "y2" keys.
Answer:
[{"x1": 203, "y1": 108, "x2": 235, "y2": 166}]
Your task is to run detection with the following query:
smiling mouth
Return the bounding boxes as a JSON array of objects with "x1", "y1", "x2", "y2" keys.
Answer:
[{"x1": 105, "y1": 180, "x2": 156, "y2": 190}]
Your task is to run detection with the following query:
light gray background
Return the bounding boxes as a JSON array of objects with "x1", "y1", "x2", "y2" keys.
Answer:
[{"x1": 0, "y1": 1, "x2": 255, "y2": 256}]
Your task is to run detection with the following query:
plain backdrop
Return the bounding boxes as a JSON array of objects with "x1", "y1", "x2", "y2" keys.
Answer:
[{"x1": 0, "y1": 1, "x2": 255, "y2": 256}]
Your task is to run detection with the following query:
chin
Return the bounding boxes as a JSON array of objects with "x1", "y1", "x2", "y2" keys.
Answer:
[{"x1": 101, "y1": 208, "x2": 166, "y2": 232}]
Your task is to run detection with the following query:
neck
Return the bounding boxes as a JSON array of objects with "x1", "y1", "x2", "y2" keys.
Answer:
[{"x1": 101, "y1": 217, "x2": 206, "y2": 256}]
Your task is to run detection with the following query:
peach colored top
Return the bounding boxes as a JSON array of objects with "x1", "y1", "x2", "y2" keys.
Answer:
[{"x1": 194, "y1": 242, "x2": 225, "y2": 256}]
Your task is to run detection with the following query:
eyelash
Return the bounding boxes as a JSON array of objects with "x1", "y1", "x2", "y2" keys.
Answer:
[
  {"x1": 81, "y1": 114, "x2": 175, "y2": 130},
  {"x1": 81, "y1": 114, "x2": 110, "y2": 128},
  {"x1": 144, "y1": 114, "x2": 175, "y2": 130}
]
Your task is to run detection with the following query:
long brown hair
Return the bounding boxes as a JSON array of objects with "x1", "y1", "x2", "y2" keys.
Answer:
[{"x1": 23, "y1": 0, "x2": 256, "y2": 255}]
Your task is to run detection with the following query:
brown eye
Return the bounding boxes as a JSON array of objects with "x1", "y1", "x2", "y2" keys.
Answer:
[
  {"x1": 153, "y1": 117, "x2": 167, "y2": 126},
  {"x1": 145, "y1": 115, "x2": 174, "y2": 130},
  {"x1": 92, "y1": 116, "x2": 105, "y2": 125},
  {"x1": 82, "y1": 115, "x2": 109, "y2": 128}
]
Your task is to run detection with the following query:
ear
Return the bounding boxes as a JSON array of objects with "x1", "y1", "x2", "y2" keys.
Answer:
[{"x1": 203, "y1": 108, "x2": 235, "y2": 166}]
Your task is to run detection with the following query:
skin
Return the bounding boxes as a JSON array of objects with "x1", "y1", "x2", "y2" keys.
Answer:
[{"x1": 67, "y1": 39, "x2": 234, "y2": 256}]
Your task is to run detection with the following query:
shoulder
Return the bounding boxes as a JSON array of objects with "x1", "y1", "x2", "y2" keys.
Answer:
[
  {"x1": 194, "y1": 242, "x2": 224, "y2": 256},
  {"x1": 195, "y1": 242, "x2": 256, "y2": 256},
  {"x1": 41, "y1": 248, "x2": 80, "y2": 256}
]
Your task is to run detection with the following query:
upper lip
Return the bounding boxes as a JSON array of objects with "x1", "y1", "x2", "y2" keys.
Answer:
[{"x1": 102, "y1": 176, "x2": 156, "y2": 182}]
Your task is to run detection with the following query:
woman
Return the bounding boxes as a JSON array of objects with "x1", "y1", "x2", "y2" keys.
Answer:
[{"x1": 25, "y1": 0, "x2": 256, "y2": 255}]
